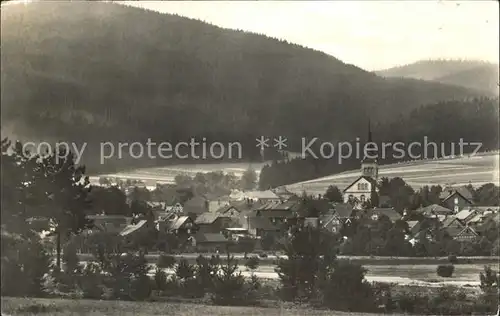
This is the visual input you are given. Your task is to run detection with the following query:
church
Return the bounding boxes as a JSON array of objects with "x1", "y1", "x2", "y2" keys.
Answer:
[{"x1": 342, "y1": 121, "x2": 379, "y2": 207}]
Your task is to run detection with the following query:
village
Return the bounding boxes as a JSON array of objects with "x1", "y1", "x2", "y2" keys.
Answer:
[{"x1": 78, "y1": 149, "x2": 500, "y2": 258}]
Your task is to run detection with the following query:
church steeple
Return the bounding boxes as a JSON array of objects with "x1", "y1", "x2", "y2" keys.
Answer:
[
  {"x1": 361, "y1": 119, "x2": 378, "y2": 180},
  {"x1": 367, "y1": 119, "x2": 372, "y2": 143}
]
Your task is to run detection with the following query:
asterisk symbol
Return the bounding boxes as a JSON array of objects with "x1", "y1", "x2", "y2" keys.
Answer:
[
  {"x1": 256, "y1": 136, "x2": 270, "y2": 151},
  {"x1": 274, "y1": 136, "x2": 288, "y2": 150}
]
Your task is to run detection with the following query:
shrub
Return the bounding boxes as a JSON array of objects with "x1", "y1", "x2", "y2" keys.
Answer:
[
  {"x1": 448, "y1": 254, "x2": 458, "y2": 264},
  {"x1": 320, "y1": 260, "x2": 377, "y2": 312},
  {"x1": 79, "y1": 262, "x2": 105, "y2": 299},
  {"x1": 153, "y1": 267, "x2": 168, "y2": 291},
  {"x1": 195, "y1": 255, "x2": 220, "y2": 292},
  {"x1": 157, "y1": 253, "x2": 176, "y2": 269},
  {"x1": 436, "y1": 264, "x2": 454, "y2": 277},
  {"x1": 245, "y1": 256, "x2": 260, "y2": 271},
  {"x1": 211, "y1": 252, "x2": 260, "y2": 306},
  {"x1": 479, "y1": 265, "x2": 499, "y2": 310},
  {"x1": 1, "y1": 231, "x2": 52, "y2": 297}
]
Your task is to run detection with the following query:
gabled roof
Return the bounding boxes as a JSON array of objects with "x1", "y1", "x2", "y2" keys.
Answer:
[
  {"x1": 194, "y1": 212, "x2": 220, "y2": 225},
  {"x1": 455, "y1": 209, "x2": 478, "y2": 222},
  {"x1": 215, "y1": 205, "x2": 239, "y2": 214},
  {"x1": 334, "y1": 203, "x2": 354, "y2": 218},
  {"x1": 416, "y1": 204, "x2": 454, "y2": 216},
  {"x1": 119, "y1": 220, "x2": 147, "y2": 236},
  {"x1": 406, "y1": 220, "x2": 419, "y2": 230},
  {"x1": 168, "y1": 216, "x2": 191, "y2": 230},
  {"x1": 440, "y1": 186, "x2": 474, "y2": 202},
  {"x1": 343, "y1": 176, "x2": 377, "y2": 192},
  {"x1": 244, "y1": 190, "x2": 280, "y2": 200},
  {"x1": 372, "y1": 208, "x2": 401, "y2": 222},
  {"x1": 441, "y1": 216, "x2": 462, "y2": 228}
]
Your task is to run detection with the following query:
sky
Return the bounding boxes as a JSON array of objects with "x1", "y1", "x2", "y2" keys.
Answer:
[{"x1": 122, "y1": 0, "x2": 499, "y2": 71}]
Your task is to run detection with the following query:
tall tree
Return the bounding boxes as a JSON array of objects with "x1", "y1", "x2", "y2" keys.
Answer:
[
  {"x1": 240, "y1": 167, "x2": 257, "y2": 191},
  {"x1": 33, "y1": 146, "x2": 92, "y2": 268},
  {"x1": 325, "y1": 185, "x2": 343, "y2": 203}
]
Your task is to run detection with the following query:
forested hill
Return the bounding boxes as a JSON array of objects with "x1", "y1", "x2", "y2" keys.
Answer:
[
  {"x1": 259, "y1": 97, "x2": 499, "y2": 189},
  {"x1": 0, "y1": 2, "x2": 489, "y2": 173},
  {"x1": 376, "y1": 60, "x2": 499, "y2": 95}
]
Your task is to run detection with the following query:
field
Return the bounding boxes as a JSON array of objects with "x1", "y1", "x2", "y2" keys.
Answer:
[
  {"x1": 1, "y1": 297, "x2": 392, "y2": 316},
  {"x1": 89, "y1": 152, "x2": 499, "y2": 193},
  {"x1": 287, "y1": 152, "x2": 499, "y2": 194}
]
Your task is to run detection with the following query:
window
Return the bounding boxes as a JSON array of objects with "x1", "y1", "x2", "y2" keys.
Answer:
[
  {"x1": 357, "y1": 183, "x2": 362, "y2": 190},
  {"x1": 454, "y1": 197, "x2": 459, "y2": 204}
]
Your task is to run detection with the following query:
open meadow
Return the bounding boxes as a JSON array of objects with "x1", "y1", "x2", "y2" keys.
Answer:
[
  {"x1": 287, "y1": 152, "x2": 499, "y2": 195},
  {"x1": 89, "y1": 152, "x2": 499, "y2": 193}
]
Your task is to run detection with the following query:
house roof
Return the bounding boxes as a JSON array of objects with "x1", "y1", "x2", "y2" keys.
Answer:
[
  {"x1": 215, "y1": 205, "x2": 239, "y2": 214},
  {"x1": 372, "y1": 208, "x2": 401, "y2": 222},
  {"x1": 244, "y1": 190, "x2": 280, "y2": 200},
  {"x1": 416, "y1": 204, "x2": 454, "y2": 216},
  {"x1": 441, "y1": 216, "x2": 461, "y2": 228},
  {"x1": 440, "y1": 186, "x2": 474, "y2": 202},
  {"x1": 195, "y1": 233, "x2": 229, "y2": 243},
  {"x1": 406, "y1": 220, "x2": 419, "y2": 230},
  {"x1": 343, "y1": 176, "x2": 377, "y2": 192},
  {"x1": 194, "y1": 212, "x2": 220, "y2": 225},
  {"x1": 455, "y1": 209, "x2": 477, "y2": 222},
  {"x1": 248, "y1": 216, "x2": 279, "y2": 230},
  {"x1": 168, "y1": 216, "x2": 191, "y2": 230},
  {"x1": 334, "y1": 203, "x2": 354, "y2": 218},
  {"x1": 272, "y1": 186, "x2": 296, "y2": 199},
  {"x1": 119, "y1": 220, "x2": 147, "y2": 236}
]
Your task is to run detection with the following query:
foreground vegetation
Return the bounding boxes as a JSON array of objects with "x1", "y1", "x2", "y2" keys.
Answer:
[{"x1": 1, "y1": 297, "x2": 392, "y2": 316}]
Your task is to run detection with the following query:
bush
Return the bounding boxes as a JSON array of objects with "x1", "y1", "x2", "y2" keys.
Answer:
[
  {"x1": 448, "y1": 254, "x2": 458, "y2": 264},
  {"x1": 157, "y1": 253, "x2": 176, "y2": 269},
  {"x1": 153, "y1": 267, "x2": 168, "y2": 291},
  {"x1": 1, "y1": 231, "x2": 52, "y2": 297},
  {"x1": 320, "y1": 260, "x2": 377, "y2": 312},
  {"x1": 436, "y1": 264, "x2": 455, "y2": 277},
  {"x1": 211, "y1": 252, "x2": 260, "y2": 306},
  {"x1": 245, "y1": 256, "x2": 260, "y2": 271}
]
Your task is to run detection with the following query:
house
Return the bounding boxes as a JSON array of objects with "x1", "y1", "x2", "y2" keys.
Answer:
[
  {"x1": 370, "y1": 208, "x2": 402, "y2": 222},
  {"x1": 272, "y1": 186, "x2": 296, "y2": 201},
  {"x1": 439, "y1": 186, "x2": 474, "y2": 213},
  {"x1": 215, "y1": 205, "x2": 241, "y2": 217},
  {"x1": 183, "y1": 196, "x2": 209, "y2": 217},
  {"x1": 86, "y1": 215, "x2": 133, "y2": 234},
  {"x1": 207, "y1": 195, "x2": 231, "y2": 212},
  {"x1": 320, "y1": 213, "x2": 342, "y2": 233},
  {"x1": 343, "y1": 176, "x2": 378, "y2": 207},
  {"x1": 194, "y1": 212, "x2": 239, "y2": 234},
  {"x1": 238, "y1": 215, "x2": 279, "y2": 236},
  {"x1": 455, "y1": 208, "x2": 479, "y2": 224},
  {"x1": 158, "y1": 215, "x2": 195, "y2": 235},
  {"x1": 243, "y1": 190, "x2": 281, "y2": 202},
  {"x1": 192, "y1": 232, "x2": 231, "y2": 252},
  {"x1": 416, "y1": 204, "x2": 454, "y2": 217},
  {"x1": 439, "y1": 216, "x2": 479, "y2": 241}
]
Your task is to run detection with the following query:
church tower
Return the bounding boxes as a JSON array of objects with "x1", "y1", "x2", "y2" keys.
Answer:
[{"x1": 361, "y1": 119, "x2": 379, "y2": 180}]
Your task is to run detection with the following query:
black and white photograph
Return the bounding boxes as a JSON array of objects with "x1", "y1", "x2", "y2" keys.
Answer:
[{"x1": 1, "y1": 0, "x2": 499, "y2": 315}]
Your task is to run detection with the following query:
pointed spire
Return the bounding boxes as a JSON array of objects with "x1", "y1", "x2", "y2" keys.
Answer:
[{"x1": 367, "y1": 119, "x2": 372, "y2": 143}]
